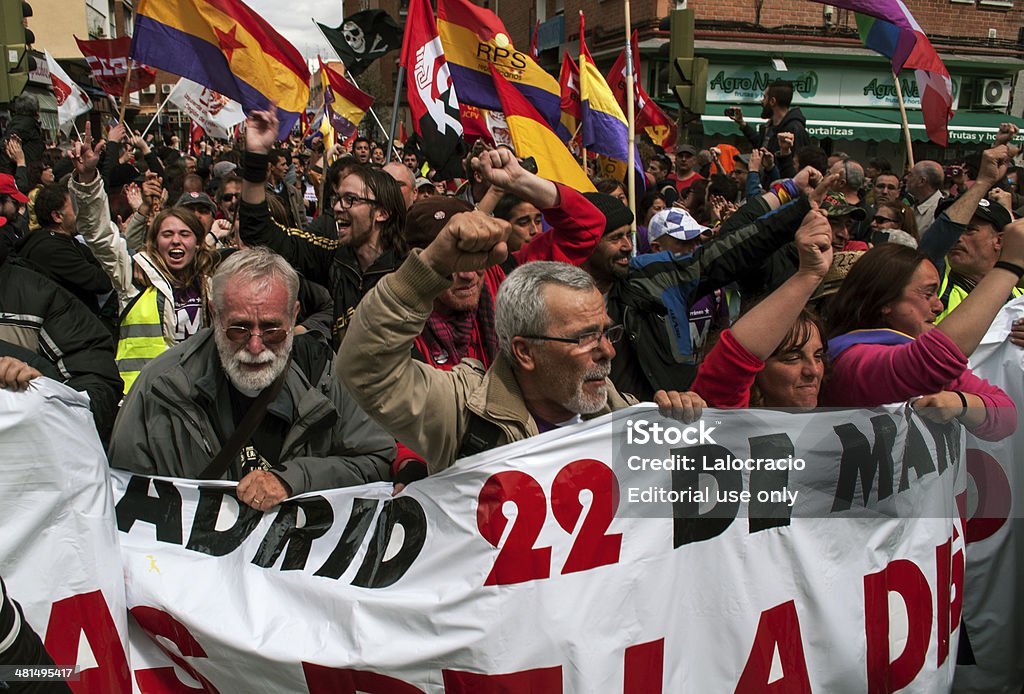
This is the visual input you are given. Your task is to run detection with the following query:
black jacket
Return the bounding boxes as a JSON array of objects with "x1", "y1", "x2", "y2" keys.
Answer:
[
  {"x1": 0, "y1": 252, "x2": 122, "y2": 443},
  {"x1": 2, "y1": 113, "x2": 44, "y2": 168},
  {"x1": 15, "y1": 229, "x2": 112, "y2": 314},
  {"x1": 741, "y1": 107, "x2": 811, "y2": 156},
  {"x1": 239, "y1": 200, "x2": 401, "y2": 347},
  {"x1": 608, "y1": 195, "x2": 812, "y2": 400}
]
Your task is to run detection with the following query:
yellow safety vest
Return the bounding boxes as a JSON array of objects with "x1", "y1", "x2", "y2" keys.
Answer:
[
  {"x1": 116, "y1": 286, "x2": 166, "y2": 392},
  {"x1": 936, "y1": 262, "x2": 1023, "y2": 324}
]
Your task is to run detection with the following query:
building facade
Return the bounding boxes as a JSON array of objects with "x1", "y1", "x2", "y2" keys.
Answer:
[{"x1": 501, "y1": 0, "x2": 1024, "y2": 165}]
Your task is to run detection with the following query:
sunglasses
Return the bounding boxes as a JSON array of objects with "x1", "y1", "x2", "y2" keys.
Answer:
[
  {"x1": 223, "y1": 325, "x2": 290, "y2": 345},
  {"x1": 872, "y1": 215, "x2": 899, "y2": 225},
  {"x1": 219, "y1": 193, "x2": 239, "y2": 202}
]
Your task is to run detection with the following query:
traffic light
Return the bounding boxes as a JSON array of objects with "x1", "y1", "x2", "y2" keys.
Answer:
[
  {"x1": 669, "y1": 9, "x2": 708, "y2": 117},
  {"x1": 0, "y1": 0, "x2": 32, "y2": 104}
]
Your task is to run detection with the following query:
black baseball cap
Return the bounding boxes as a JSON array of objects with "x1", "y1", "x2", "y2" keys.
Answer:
[{"x1": 973, "y1": 197, "x2": 1013, "y2": 231}]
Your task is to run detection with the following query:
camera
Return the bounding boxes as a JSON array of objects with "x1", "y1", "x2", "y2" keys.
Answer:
[{"x1": 725, "y1": 106, "x2": 741, "y2": 118}]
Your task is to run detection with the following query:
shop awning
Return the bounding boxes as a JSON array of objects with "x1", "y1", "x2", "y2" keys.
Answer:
[
  {"x1": 859, "y1": 108, "x2": 1024, "y2": 145},
  {"x1": 701, "y1": 103, "x2": 1024, "y2": 144},
  {"x1": 702, "y1": 104, "x2": 907, "y2": 142}
]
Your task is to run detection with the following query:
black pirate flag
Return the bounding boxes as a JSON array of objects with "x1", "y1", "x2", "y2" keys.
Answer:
[{"x1": 317, "y1": 10, "x2": 403, "y2": 77}]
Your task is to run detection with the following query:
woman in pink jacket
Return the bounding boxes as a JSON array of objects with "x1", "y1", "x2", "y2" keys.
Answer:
[{"x1": 822, "y1": 235, "x2": 1022, "y2": 440}]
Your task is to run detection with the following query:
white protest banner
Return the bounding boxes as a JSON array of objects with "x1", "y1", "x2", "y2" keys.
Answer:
[
  {"x1": 959, "y1": 296, "x2": 1024, "y2": 692},
  {"x1": 112, "y1": 405, "x2": 966, "y2": 692},
  {"x1": 0, "y1": 379, "x2": 128, "y2": 691},
  {"x1": 44, "y1": 50, "x2": 91, "y2": 133},
  {"x1": 167, "y1": 79, "x2": 244, "y2": 140}
]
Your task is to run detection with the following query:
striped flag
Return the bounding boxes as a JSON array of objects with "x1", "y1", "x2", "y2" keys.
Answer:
[
  {"x1": 131, "y1": 0, "x2": 310, "y2": 137},
  {"x1": 318, "y1": 57, "x2": 373, "y2": 141},
  {"x1": 490, "y1": 65, "x2": 594, "y2": 193}
]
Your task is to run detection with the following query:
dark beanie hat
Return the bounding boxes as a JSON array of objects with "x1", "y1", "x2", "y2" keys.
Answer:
[
  {"x1": 582, "y1": 192, "x2": 634, "y2": 235},
  {"x1": 404, "y1": 197, "x2": 474, "y2": 250}
]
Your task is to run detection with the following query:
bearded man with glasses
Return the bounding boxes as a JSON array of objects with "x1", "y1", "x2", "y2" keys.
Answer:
[{"x1": 109, "y1": 247, "x2": 395, "y2": 511}]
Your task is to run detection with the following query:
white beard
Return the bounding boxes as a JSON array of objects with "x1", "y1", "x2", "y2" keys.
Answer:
[
  {"x1": 214, "y1": 329, "x2": 293, "y2": 396},
  {"x1": 563, "y1": 365, "x2": 611, "y2": 415}
]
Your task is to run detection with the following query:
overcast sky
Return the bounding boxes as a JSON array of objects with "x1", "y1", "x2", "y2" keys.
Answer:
[{"x1": 245, "y1": 0, "x2": 341, "y2": 63}]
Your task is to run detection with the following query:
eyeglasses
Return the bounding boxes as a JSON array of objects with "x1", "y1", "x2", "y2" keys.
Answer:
[
  {"x1": 524, "y1": 324, "x2": 624, "y2": 350},
  {"x1": 872, "y1": 215, "x2": 899, "y2": 225},
  {"x1": 332, "y1": 193, "x2": 375, "y2": 209},
  {"x1": 223, "y1": 325, "x2": 290, "y2": 345}
]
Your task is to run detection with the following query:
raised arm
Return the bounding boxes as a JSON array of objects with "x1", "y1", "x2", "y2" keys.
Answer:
[
  {"x1": 337, "y1": 210, "x2": 511, "y2": 472},
  {"x1": 67, "y1": 124, "x2": 136, "y2": 304},
  {"x1": 238, "y1": 109, "x2": 335, "y2": 282},
  {"x1": 473, "y1": 148, "x2": 604, "y2": 266},
  {"x1": 729, "y1": 208, "x2": 832, "y2": 359},
  {"x1": 919, "y1": 145, "x2": 1011, "y2": 262}
]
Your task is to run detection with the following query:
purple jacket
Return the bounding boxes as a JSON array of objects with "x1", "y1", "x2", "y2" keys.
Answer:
[{"x1": 822, "y1": 328, "x2": 1016, "y2": 441}]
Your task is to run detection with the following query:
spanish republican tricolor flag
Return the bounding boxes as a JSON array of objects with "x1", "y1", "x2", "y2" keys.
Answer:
[
  {"x1": 490, "y1": 66, "x2": 594, "y2": 193},
  {"x1": 318, "y1": 57, "x2": 373, "y2": 141},
  {"x1": 437, "y1": 0, "x2": 568, "y2": 139},
  {"x1": 131, "y1": 0, "x2": 309, "y2": 138}
]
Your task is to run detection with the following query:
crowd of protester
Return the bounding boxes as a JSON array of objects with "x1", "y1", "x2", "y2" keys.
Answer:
[
  {"x1": 0, "y1": 80, "x2": 1021, "y2": 501},
  {"x1": 3, "y1": 79, "x2": 1024, "y2": 680}
]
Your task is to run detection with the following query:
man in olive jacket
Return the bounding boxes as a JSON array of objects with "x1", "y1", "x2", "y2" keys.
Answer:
[{"x1": 109, "y1": 248, "x2": 394, "y2": 510}]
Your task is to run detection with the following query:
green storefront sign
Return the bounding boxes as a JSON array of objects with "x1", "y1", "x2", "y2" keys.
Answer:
[{"x1": 706, "y1": 65, "x2": 961, "y2": 110}]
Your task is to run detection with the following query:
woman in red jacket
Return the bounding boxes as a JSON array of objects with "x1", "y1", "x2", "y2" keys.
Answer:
[{"x1": 691, "y1": 207, "x2": 833, "y2": 409}]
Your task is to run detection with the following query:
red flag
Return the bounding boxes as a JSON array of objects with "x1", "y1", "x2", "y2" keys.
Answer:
[
  {"x1": 607, "y1": 31, "x2": 676, "y2": 150},
  {"x1": 459, "y1": 103, "x2": 493, "y2": 146},
  {"x1": 559, "y1": 53, "x2": 581, "y2": 122},
  {"x1": 529, "y1": 19, "x2": 540, "y2": 60},
  {"x1": 75, "y1": 36, "x2": 156, "y2": 97},
  {"x1": 401, "y1": 0, "x2": 464, "y2": 179},
  {"x1": 190, "y1": 123, "x2": 204, "y2": 155}
]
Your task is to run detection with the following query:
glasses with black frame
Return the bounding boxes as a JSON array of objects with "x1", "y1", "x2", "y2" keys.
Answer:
[
  {"x1": 331, "y1": 192, "x2": 376, "y2": 210},
  {"x1": 222, "y1": 325, "x2": 291, "y2": 346},
  {"x1": 524, "y1": 324, "x2": 624, "y2": 351}
]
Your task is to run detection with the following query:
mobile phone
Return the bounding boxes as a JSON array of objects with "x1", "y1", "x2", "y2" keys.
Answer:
[{"x1": 725, "y1": 106, "x2": 740, "y2": 117}]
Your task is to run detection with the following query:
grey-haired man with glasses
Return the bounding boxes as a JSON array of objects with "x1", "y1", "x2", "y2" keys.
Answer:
[
  {"x1": 109, "y1": 247, "x2": 394, "y2": 511},
  {"x1": 338, "y1": 210, "x2": 706, "y2": 476}
]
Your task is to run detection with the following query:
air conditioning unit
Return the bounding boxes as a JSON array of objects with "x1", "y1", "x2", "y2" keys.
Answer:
[
  {"x1": 141, "y1": 85, "x2": 156, "y2": 95},
  {"x1": 977, "y1": 78, "x2": 1012, "y2": 108},
  {"x1": 161, "y1": 84, "x2": 173, "y2": 94}
]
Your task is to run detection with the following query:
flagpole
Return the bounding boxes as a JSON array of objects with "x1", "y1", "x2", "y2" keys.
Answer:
[
  {"x1": 117, "y1": 63, "x2": 134, "y2": 126},
  {"x1": 578, "y1": 11, "x2": 587, "y2": 170},
  {"x1": 385, "y1": 66, "x2": 405, "y2": 164},
  {"x1": 893, "y1": 70, "x2": 915, "y2": 169},
  {"x1": 344, "y1": 70, "x2": 391, "y2": 152},
  {"x1": 140, "y1": 85, "x2": 176, "y2": 140},
  {"x1": 624, "y1": 0, "x2": 637, "y2": 253}
]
